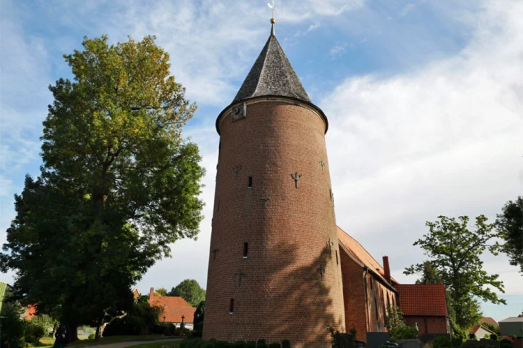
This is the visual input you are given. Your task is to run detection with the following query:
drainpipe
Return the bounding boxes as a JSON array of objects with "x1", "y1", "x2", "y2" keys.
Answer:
[{"x1": 363, "y1": 266, "x2": 370, "y2": 334}]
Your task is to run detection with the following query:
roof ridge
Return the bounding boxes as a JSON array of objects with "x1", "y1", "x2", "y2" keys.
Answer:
[
  {"x1": 337, "y1": 226, "x2": 385, "y2": 273},
  {"x1": 251, "y1": 36, "x2": 272, "y2": 99}
]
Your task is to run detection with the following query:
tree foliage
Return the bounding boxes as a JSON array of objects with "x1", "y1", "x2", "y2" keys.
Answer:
[
  {"x1": 193, "y1": 300, "x2": 205, "y2": 334},
  {"x1": 496, "y1": 196, "x2": 523, "y2": 273},
  {"x1": 405, "y1": 215, "x2": 506, "y2": 333},
  {"x1": 1, "y1": 35, "x2": 204, "y2": 339},
  {"x1": 168, "y1": 279, "x2": 206, "y2": 306},
  {"x1": 154, "y1": 288, "x2": 168, "y2": 297}
]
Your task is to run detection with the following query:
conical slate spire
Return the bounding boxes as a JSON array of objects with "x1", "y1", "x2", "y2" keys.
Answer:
[{"x1": 232, "y1": 29, "x2": 311, "y2": 103}]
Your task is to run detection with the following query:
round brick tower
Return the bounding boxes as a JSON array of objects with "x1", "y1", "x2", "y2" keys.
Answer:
[{"x1": 203, "y1": 23, "x2": 345, "y2": 347}]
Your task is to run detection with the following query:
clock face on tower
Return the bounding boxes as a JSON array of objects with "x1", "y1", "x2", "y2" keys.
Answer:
[{"x1": 231, "y1": 103, "x2": 246, "y2": 122}]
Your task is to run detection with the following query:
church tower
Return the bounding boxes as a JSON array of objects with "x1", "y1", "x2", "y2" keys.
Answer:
[{"x1": 203, "y1": 20, "x2": 345, "y2": 347}]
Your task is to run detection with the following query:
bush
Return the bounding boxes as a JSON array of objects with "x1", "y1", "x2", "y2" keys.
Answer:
[
  {"x1": 269, "y1": 343, "x2": 281, "y2": 348},
  {"x1": 181, "y1": 338, "x2": 203, "y2": 348},
  {"x1": 88, "y1": 333, "x2": 96, "y2": 340},
  {"x1": 1, "y1": 302, "x2": 27, "y2": 348},
  {"x1": 163, "y1": 324, "x2": 176, "y2": 336},
  {"x1": 282, "y1": 339, "x2": 291, "y2": 348},
  {"x1": 451, "y1": 338, "x2": 463, "y2": 347},
  {"x1": 233, "y1": 341, "x2": 247, "y2": 348},
  {"x1": 25, "y1": 320, "x2": 46, "y2": 345},
  {"x1": 432, "y1": 336, "x2": 452, "y2": 348},
  {"x1": 500, "y1": 338, "x2": 514, "y2": 348},
  {"x1": 489, "y1": 334, "x2": 498, "y2": 340},
  {"x1": 152, "y1": 324, "x2": 166, "y2": 335},
  {"x1": 246, "y1": 341, "x2": 257, "y2": 348},
  {"x1": 103, "y1": 315, "x2": 149, "y2": 336},
  {"x1": 214, "y1": 341, "x2": 229, "y2": 348},
  {"x1": 391, "y1": 326, "x2": 418, "y2": 342},
  {"x1": 257, "y1": 339, "x2": 268, "y2": 348}
]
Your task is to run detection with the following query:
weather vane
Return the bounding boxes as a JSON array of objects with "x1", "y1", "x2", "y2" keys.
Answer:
[{"x1": 268, "y1": 0, "x2": 276, "y2": 24}]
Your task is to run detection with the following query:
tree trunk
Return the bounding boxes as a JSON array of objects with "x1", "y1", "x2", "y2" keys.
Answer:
[
  {"x1": 95, "y1": 317, "x2": 104, "y2": 340},
  {"x1": 65, "y1": 324, "x2": 78, "y2": 343}
]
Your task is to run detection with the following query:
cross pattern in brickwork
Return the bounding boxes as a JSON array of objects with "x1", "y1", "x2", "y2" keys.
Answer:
[
  {"x1": 235, "y1": 269, "x2": 245, "y2": 287},
  {"x1": 233, "y1": 165, "x2": 242, "y2": 178},
  {"x1": 317, "y1": 264, "x2": 326, "y2": 280},
  {"x1": 260, "y1": 197, "x2": 271, "y2": 208},
  {"x1": 291, "y1": 172, "x2": 302, "y2": 188},
  {"x1": 326, "y1": 237, "x2": 334, "y2": 252}
]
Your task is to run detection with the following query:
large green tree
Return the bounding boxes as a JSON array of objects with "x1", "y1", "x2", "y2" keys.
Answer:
[
  {"x1": 496, "y1": 196, "x2": 523, "y2": 273},
  {"x1": 168, "y1": 279, "x2": 205, "y2": 306},
  {"x1": 1, "y1": 35, "x2": 204, "y2": 342},
  {"x1": 405, "y1": 215, "x2": 506, "y2": 336}
]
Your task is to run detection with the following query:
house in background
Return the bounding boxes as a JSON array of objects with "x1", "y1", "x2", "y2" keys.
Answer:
[
  {"x1": 148, "y1": 287, "x2": 196, "y2": 330},
  {"x1": 469, "y1": 325, "x2": 496, "y2": 339},
  {"x1": 0, "y1": 281, "x2": 12, "y2": 314},
  {"x1": 396, "y1": 284, "x2": 450, "y2": 337},
  {"x1": 479, "y1": 317, "x2": 499, "y2": 329},
  {"x1": 499, "y1": 317, "x2": 523, "y2": 338}
]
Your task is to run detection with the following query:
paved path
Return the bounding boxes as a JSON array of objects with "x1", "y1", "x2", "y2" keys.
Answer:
[{"x1": 84, "y1": 338, "x2": 181, "y2": 348}]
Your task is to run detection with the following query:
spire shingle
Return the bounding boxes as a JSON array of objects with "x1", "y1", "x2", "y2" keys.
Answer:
[{"x1": 233, "y1": 32, "x2": 311, "y2": 103}]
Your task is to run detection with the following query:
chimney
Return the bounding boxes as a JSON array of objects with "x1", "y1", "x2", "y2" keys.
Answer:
[
  {"x1": 149, "y1": 287, "x2": 154, "y2": 300},
  {"x1": 383, "y1": 256, "x2": 391, "y2": 283}
]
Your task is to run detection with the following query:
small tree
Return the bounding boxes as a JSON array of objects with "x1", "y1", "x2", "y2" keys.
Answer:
[
  {"x1": 168, "y1": 279, "x2": 206, "y2": 306},
  {"x1": 405, "y1": 215, "x2": 506, "y2": 334},
  {"x1": 496, "y1": 197, "x2": 523, "y2": 273},
  {"x1": 386, "y1": 305, "x2": 406, "y2": 335},
  {"x1": 154, "y1": 288, "x2": 168, "y2": 297},
  {"x1": 193, "y1": 300, "x2": 205, "y2": 335}
]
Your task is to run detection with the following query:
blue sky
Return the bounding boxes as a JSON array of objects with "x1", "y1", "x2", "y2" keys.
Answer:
[{"x1": 1, "y1": 0, "x2": 522, "y2": 322}]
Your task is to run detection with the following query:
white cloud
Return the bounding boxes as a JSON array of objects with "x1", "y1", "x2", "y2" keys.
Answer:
[
  {"x1": 322, "y1": 0, "x2": 523, "y2": 292},
  {"x1": 328, "y1": 44, "x2": 347, "y2": 59}
]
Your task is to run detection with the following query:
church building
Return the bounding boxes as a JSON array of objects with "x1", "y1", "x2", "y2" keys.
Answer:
[{"x1": 203, "y1": 18, "x2": 449, "y2": 348}]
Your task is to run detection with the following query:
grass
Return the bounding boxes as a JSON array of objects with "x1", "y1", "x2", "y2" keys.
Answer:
[
  {"x1": 36, "y1": 334, "x2": 178, "y2": 348},
  {"x1": 128, "y1": 340, "x2": 181, "y2": 348},
  {"x1": 69, "y1": 335, "x2": 171, "y2": 347}
]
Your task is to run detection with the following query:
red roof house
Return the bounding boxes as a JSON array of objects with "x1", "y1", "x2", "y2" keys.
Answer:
[
  {"x1": 148, "y1": 287, "x2": 196, "y2": 328},
  {"x1": 396, "y1": 284, "x2": 449, "y2": 335}
]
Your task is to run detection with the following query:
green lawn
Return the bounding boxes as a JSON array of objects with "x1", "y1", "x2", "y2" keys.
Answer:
[
  {"x1": 68, "y1": 335, "x2": 172, "y2": 347},
  {"x1": 36, "y1": 334, "x2": 177, "y2": 348},
  {"x1": 127, "y1": 340, "x2": 181, "y2": 348}
]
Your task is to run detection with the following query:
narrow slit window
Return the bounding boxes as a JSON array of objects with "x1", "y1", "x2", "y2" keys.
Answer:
[
  {"x1": 248, "y1": 176, "x2": 252, "y2": 188},
  {"x1": 243, "y1": 242, "x2": 249, "y2": 258},
  {"x1": 229, "y1": 298, "x2": 234, "y2": 314},
  {"x1": 335, "y1": 250, "x2": 339, "y2": 266}
]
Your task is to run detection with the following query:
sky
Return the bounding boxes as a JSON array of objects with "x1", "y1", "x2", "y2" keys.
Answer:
[{"x1": 0, "y1": 0, "x2": 522, "y2": 322}]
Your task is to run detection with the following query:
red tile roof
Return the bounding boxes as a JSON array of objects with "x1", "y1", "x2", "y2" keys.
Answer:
[
  {"x1": 396, "y1": 284, "x2": 447, "y2": 317},
  {"x1": 479, "y1": 317, "x2": 499, "y2": 327},
  {"x1": 149, "y1": 295, "x2": 196, "y2": 323},
  {"x1": 337, "y1": 227, "x2": 398, "y2": 285}
]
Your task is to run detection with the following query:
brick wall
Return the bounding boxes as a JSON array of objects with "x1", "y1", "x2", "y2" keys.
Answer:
[
  {"x1": 404, "y1": 316, "x2": 449, "y2": 334},
  {"x1": 340, "y1": 251, "x2": 368, "y2": 341},
  {"x1": 339, "y1": 248, "x2": 398, "y2": 341},
  {"x1": 203, "y1": 99, "x2": 345, "y2": 347}
]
